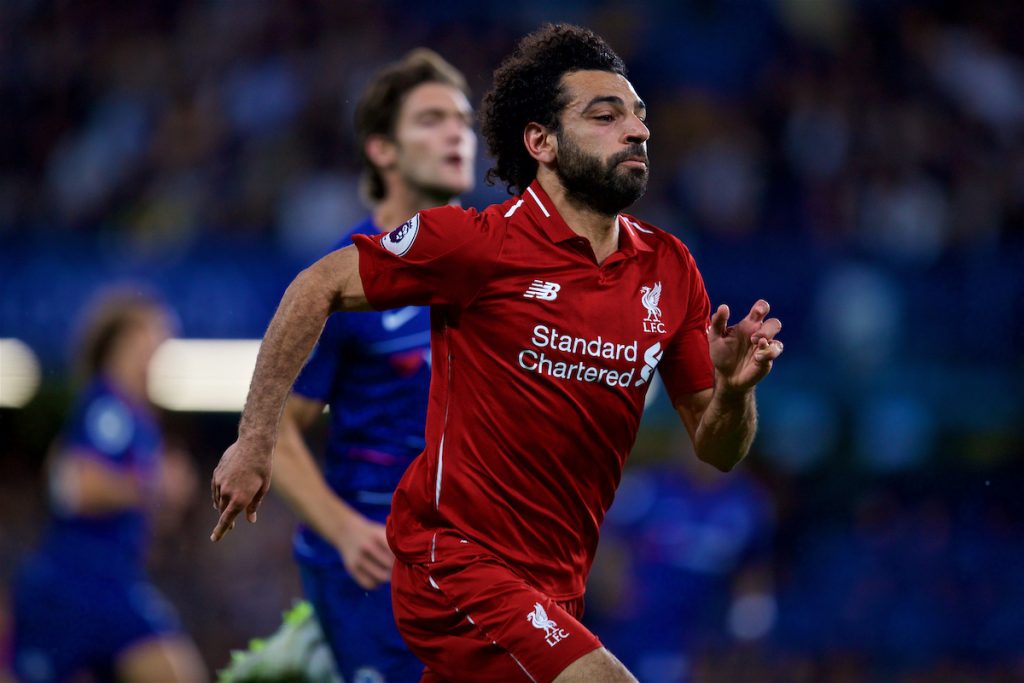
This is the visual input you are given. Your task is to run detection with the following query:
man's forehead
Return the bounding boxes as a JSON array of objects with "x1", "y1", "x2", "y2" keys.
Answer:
[
  {"x1": 402, "y1": 81, "x2": 473, "y2": 115},
  {"x1": 561, "y1": 70, "x2": 643, "y2": 108}
]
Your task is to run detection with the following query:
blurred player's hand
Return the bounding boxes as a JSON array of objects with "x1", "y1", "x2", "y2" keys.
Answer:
[
  {"x1": 160, "y1": 445, "x2": 199, "y2": 510},
  {"x1": 210, "y1": 439, "x2": 272, "y2": 541},
  {"x1": 335, "y1": 514, "x2": 394, "y2": 590},
  {"x1": 707, "y1": 299, "x2": 783, "y2": 393}
]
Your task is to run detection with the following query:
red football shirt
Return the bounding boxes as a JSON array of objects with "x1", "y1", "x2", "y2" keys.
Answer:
[{"x1": 354, "y1": 181, "x2": 714, "y2": 599}]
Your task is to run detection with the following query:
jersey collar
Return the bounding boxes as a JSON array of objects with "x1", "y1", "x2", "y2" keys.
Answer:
[
  {"x1": 616, "y1": 214, "x2": 655, "y2": 254},
  {"x1": 523, "y1": 180, "x2": 653, "y2": 256}
]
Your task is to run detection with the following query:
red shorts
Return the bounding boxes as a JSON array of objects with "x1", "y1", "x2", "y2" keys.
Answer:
[{"x1": 391, "y1": 531, "x2": 603, "y2": 683}]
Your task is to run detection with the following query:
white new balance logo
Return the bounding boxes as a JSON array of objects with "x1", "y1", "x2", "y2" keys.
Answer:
[{"x1": 523, "y1": 280, "x2": 561, "y2": 301}]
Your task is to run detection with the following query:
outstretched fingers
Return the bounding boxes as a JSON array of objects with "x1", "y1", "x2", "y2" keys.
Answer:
[
  {"x1": 753, "y1": 337, "x2": 784, "y2": 364},
  {"x1": 211, "y1": 497, "x2": 244, "y2": 542},
  {"x1": 746, "y1": 299, "x2": 770, "y2": 325},
  {"x1": 246, "y1": 485, "x2": 267, "y2": 524},
  {"x1": 210, "y1": 478, "x2": 267, "y2": 540},
  {"x1": 752, "y1": 317, "x2": 782, "y2": 342},
  {"x1": 708, "y1": 304, "x2": 730, "y2": 340}
]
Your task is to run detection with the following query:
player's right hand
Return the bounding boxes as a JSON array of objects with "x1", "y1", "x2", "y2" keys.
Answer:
[
  {"x1": 210, "y1": 439, "x2": 272, "y2": 542},
  {"x1": 336, "y1": 515, "x2": 394, "y2": 590}
]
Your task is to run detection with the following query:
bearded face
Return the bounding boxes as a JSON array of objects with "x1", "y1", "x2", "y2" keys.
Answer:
[{"x1": 555, "y1": 127, "x2": 649, "y2": 217}]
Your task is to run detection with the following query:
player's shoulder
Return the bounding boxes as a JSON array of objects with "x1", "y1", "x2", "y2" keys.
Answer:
[
  {"x1": 415, "y1": 204, "x2": 476, "y2": 233},
  {"x1": 419, "y1": 197, "x2": 520, "y2": 225},
  {"x1": 417, "y1": 198, "x2": 520, "y2": 238},
  {"x1": 621, "y1": 214, "x2": 698, "y2": 262}
]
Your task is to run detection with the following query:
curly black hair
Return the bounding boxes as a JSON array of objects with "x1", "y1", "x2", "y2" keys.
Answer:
[{"x1": 480, "y1": 24, "x2": 627, "y2": 195}]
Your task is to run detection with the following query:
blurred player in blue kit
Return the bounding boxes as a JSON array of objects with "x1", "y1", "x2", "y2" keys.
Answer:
[
  {"x1": 585, "y1": 452, "x2": 775, "y2": 682},
  {"x1": 9, "y1": 289, "x2": 207, "y2": 683},
  {"x1": 268, "y1": 49, "x2": 476, "y2": 681}
]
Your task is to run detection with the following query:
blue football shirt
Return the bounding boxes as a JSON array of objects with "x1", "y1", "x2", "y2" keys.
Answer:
[
  {"x1": 291, "y1": 217, "x2": 431, "y2": 567},
  {"x1": 39, "y1": 375, "x2": 162, "y2": 578}
]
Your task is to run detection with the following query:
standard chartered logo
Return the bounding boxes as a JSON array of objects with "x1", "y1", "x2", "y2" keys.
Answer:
[
  {"x1": 634, "y1": 342, "x2": 663, "y2": 386},
  {"x1": 518, "y1": 324, "x2": 662, "y2": 388}
]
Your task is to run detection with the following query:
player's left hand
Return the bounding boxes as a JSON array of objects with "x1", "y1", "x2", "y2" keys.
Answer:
[{"x1": 707, "y1": 299, "x2": 783, "y2": 393}]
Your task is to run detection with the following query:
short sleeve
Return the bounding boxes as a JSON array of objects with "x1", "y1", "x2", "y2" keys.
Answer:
[
  {"x1": 66, "y1": 393, "x2": 136, "y2": 467},
  {"x1": 293, "y1": 312, "x2": 348, "y2": 401},
  {"x1": 353, "y1": 206, "x2": 504, "y2": 311},
  {"x1": 658, "y1": 245, "x2": 715, "y2": 402}
]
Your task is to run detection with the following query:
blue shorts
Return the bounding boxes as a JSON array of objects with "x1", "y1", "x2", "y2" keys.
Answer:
[
  {"x1": 10, "y1": 555, "x2": 180, "y2": 683},
  {"x1": 299, "y1": 559, "x2": 425, "y2": 682}
]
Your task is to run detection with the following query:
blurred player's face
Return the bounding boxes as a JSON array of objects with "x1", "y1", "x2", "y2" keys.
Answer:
[
  {"x1": 554, "y1": 70, "x2": 649, "y2": 216},
  {"x1": 392, "y1": 82, "x2": 476, "y2": 201},
  {"x1": 115, "y1": 309, "x2": 172, "y2": 393}
]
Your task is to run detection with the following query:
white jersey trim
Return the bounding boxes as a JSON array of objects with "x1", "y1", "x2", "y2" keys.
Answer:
[
  {"x1": 619, "y1": 215, "x2": 636, "y2": 238},
  {"x1": 526, "y1": 186, "x2": 550, "y2": 217},
  {"x1": 509, "y1": 653, "x2": 538, "y2": 683},
  {"x1": 504, "y1": 198, "x2": 525, "y2": 218},
  {"x1": 430, "y1": 577, "x2": 539, "y2": 683},
  {"x1": 620, "y1": 215, "x2": 655, "y2": 238},
  {"x1": 631, "y1": 219, "x2": 654, "y2": 234},
  {"x1": 435, "y1": 433, "x2": 445, "y2": 509},
  {"x1": 435, "y1": 340, "x2": 454, "y2": 510}
]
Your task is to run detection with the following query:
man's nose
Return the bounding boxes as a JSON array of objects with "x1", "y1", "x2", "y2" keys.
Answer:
[{"x1": 625, "y1": 113, "x2": 650, "y2": 145}]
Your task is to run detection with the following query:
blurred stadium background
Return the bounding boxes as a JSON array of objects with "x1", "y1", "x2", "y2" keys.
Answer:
[{"x1": 1, "y1": 0, "x2": 1022, "y2": 681}]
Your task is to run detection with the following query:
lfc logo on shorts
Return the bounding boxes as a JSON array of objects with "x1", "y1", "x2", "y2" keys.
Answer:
[
  {"x1": 527, "y1": 602, "x2": 570, "y2": 647},
  {"x1": 640, "y1": 282, "x2": 665, "y2": 333}
]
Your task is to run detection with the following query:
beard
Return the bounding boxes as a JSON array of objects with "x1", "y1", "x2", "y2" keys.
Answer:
[{"x1": 555, "y1": 131, "x2": 649, "y2": 217}]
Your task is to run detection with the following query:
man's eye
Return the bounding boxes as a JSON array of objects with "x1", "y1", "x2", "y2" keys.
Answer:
[{"x1": 595, "y1": 115, "x2": 615, "y2": 122}]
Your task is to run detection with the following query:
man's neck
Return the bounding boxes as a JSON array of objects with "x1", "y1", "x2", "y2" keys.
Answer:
[
  {"x1": 105, "y1": 360, "x2": 146, "y2": 404},
  {"x1": 372, "y1": 184, "x2": 458, "y2": 233},
  {"x1": 536, "y1": 171, "x2": 619, "y2": 264}
]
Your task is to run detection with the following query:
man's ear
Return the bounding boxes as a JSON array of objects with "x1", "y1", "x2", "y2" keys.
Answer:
[
  {"x1": 365, "y1": 134, "x2": 398, "y2": 170},
  {"x1": 523, "y1": 123, "x2": 557, "y2": 165}
]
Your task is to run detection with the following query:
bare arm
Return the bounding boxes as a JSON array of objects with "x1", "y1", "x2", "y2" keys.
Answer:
[
  {"x1": 272, "y1": 394, "x2": 393, "y2": 589},
  {"x1": 676, "y1": 386, "x2": 757, "y2": 472},
  {"x1": 210, "y1": 245, "x2": 369, "y2": 541},
  {"x1": 675, "y1": 300, "x2": 783, "y2": 472},
  {"x1": 271, "y1": 394, "x2": 336, "y2": 536}
]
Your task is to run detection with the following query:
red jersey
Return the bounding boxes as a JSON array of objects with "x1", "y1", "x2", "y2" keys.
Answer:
[{"x1": 354, "y1": 181, "x2": 714, "y2": 600}]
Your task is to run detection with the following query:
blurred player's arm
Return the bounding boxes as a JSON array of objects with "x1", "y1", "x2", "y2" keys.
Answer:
[
  {"x1": 272, "y1": 394, "x2": 393, "y2": 589},
  {"x1": 211, "y1": 245, "x2": 369, "y2": 541},
  {"x1": 152, "y1": 444, "x2": 200, "y2": 536},
  {"x1": 49, "y1": 449, "x2": 143, "y2": 514},
  {"x1": 675, "y1": 301, "x2": 783, "y2": 472}
]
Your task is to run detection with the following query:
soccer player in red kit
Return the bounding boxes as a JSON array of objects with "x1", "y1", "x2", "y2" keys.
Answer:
[{"x1": 210, "y1": 24, "x2": 784, "y2": 683}]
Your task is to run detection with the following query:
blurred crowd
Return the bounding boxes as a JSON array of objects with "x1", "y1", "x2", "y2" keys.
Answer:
[{"x1": 2, "y1": 0, "x2": 1023, "y2": 681}]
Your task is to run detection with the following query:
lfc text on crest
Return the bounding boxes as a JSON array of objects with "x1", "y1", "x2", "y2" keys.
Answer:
[{"x1": 641, "y1": 282, "x2": 665, "y2": 334}]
